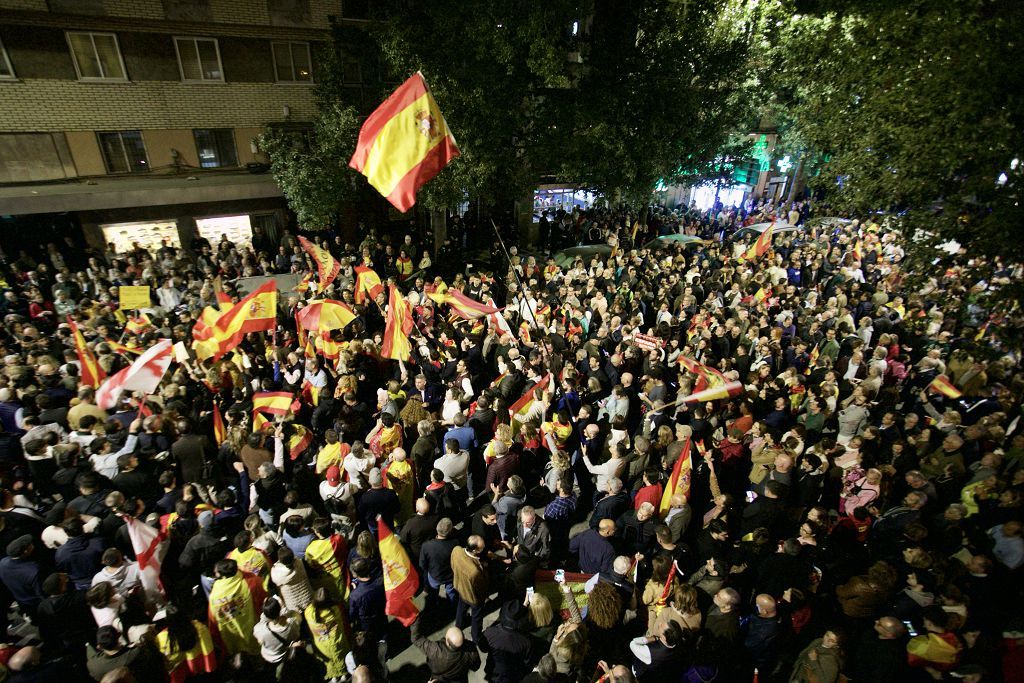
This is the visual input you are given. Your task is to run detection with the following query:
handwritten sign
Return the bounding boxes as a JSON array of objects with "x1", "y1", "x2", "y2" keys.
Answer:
[{"x1": 118, "y1": 286, "x2": 150, "y2": 310}]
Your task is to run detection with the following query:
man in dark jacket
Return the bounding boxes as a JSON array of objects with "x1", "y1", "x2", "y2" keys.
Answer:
[
  {"x1": 616, "y1": 502, "x2": 659, "y2": 557},
  {"x1": 357, "y1": 468, "x2": 401, "y2": 535},
  {"x1": 54, "y1": 517, "x2": 105, "y2": 590},
  {"x1": 743, "y1": 594, "x2": 782, "y2": 678},
  {"x1": 590, "y1": 478, "x2": 630, "y2": 529},
  {"x1": 482, "y1": 600, "x2": 532, "y2": 683},
  {"x1": 36, "y1": 572, "x2": 94, "y2": 658},
  {"x1": 411, "y1": 615, "x2": 481, "y2": 682},
  {"x1": 420, "y1": 517, "x2": 459, "y2": 610},
  {"x1": 0, "y1": 535, "x2": 45, "y2": 616},
  {"x1": 178, "y1": 510, "x2": 230, "y2": 589},
  {"x1": 846, "y1": 615, "x2": 908, "y2": 682},
  {"x1": 349, "y1": 557, "x2": 387, "y2": 640}
]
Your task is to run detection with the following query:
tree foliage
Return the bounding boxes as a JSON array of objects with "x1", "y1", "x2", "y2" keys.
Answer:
[{"x1": 762, "y1": 0, "x2": 1024, "y2": 259}]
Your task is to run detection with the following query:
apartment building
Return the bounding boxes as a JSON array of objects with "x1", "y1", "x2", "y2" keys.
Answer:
[{"x1": 0, "y1": 0, "x2": 376, "y2": 254}]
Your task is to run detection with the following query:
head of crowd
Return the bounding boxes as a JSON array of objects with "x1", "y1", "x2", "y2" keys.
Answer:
[{"x1": 0, "y1": 195, "x2": 1020, "y2": 683}]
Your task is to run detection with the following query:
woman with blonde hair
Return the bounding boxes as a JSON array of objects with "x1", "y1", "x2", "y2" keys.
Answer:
[{"x1": 543, "y1": 450, "x2": 572, "y2": 494}]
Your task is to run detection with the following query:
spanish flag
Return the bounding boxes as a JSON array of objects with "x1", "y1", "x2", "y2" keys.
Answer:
[
  {"x1": 678, "y1": 381, "x2": 745, "y2": 405},
  {"x1": 207, "y1": 571, "x2": 265, "y2": 656},
  {"x1": 252, "y1": 391, "x2": 295, "y2": 416},
  {"x1": 381, "y1": 285, "x2": 414, "y2": 361},
  {"x1": 156, "y1": 620, "x2": 218, "y2": 683},
  {"x1": 298, "y1": 236, "x2": 341, "y2": 292},
  {"x1": 216, "y1": 290, "x2": 233, "y2": 307},
  {"x1": 509, "y1": 373, "x2": 551, "y2": 434},
  {"x1": 354, "y1": 265, "x2": 384, "y2": 305},
  {"x1": 289, "y1": 425, "x2": 313, "y2": 461},
  {"x1": 377, "y1": 516, "x2": 419, "y2": 626},
  {"x1": 427, "y1": 287, "x2": 499, "y2": 320},
  {"x1": 678, "y1": 356, "x2": 726, "y2": 393},
  {"x1": 68, "y1": 317, "x2": 105, "y2": 388},
  {"x1": 349, "y1": 72, "x2": 460, "y2": 212},
  {"x1": 305, "y1": 534, "x2": 350, "y2": 603},
  {"x1": 125, "y1": 313, "x2": 153, "y2": 336},
  {"x1": 193, "y1": 280, "x2": 278, "y2": 361},
  {"x1": 212, "y1": 403, "x2": 226, "y2": 446},
  {"x1": 805, "y1": 344, "x2": 819, "y2": 376},
  {"x1": 660, "y1": 437, "x2": 693, "y2": 515},
  {"x1": 928, "y1": 374, "x2": 963, "y2": 399},
  {"x1": 738, "y1": 223, "x2": 774, "y2": 263},
  {"x1": 741, "y1": 287, "x2": 768, "y2": 306},
  {"x1": 293, "y1": 273, "x2": 313, "y2": 294},
  {"x1": 104, "y1": 338, "x2": 142, "y2": 357}
]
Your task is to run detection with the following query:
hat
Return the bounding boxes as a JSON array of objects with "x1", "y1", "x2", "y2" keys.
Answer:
[
  {"x1": 5, "y1": 534, "x2": 32, "y2": 558},
  {"x1": 198, "y1": 510, "x2": 214, "y2": 529},
  {"x1": 96, "y1": 625, "x2": 121, "y2": 650},
  {"x1": 326, "y1": 465, "x2": 342, "y2": 487}
]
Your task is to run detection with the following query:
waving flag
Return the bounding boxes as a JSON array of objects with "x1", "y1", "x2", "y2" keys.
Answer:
[
  {"x1": 192, "y1": 280, "x2": 277, "y2": 361},
  {"x1": 678, "y1": 356, "x2": 727, "y2": 393},
  {"x1": 252, "y1": 391, "x2": 295, "y2": 416},
  {"x1": 677, "y1": 381, "x2": 745, "y2": 405},
  {"x1": 660, "y1": 437, "x2": 693, "y2": 515},
  {"x1": 296, "y1": 300, "x2": 356, "y2": 332},
  {"x1": 427, "y1": 287, "x2": 500, "y2": 320},
  {"x1": 928, "y1": 374, "x2": 963, "y2": 399},
  {"x1": 68, "y1": 317, "x2": 105, "y2": 388},
  {"x1": 509, "y1": 373, "x2": 551, "y2": 434},
  {"x1": 96, "y1": 339, "x2": 173, "y2": 409},
  {"x1": 741, "y1": 287, "x2": 769, "y2": 306},
  {"x1": 121, "y1": 514, "x2": 168, "y2": 604},
  {"x1": 212, "y1": 403, "x2": 226, "y2": 446},
  {"x1": 349, "y1": 72, "x2": 460, "y2": 212},
  {"x1": 738, "y1": 224, "x2": 775, "y2": 263},
  {"x1": 125, "y1": 313, "x2": 153, "y2": 336},
  {"x1": 354, "y1": 266, "x2": 384, "y2": 305},
  {"x1": 381, "y1": 285, "x2": 414, "y2": 361},
  {"x1": 288, "y1": 425, "x2": 313, "y2": 461},
  {"x1": 105, "y1": 339, "x2": 142, "y2": 357},
  {"x1": 486, "y1": 298, "x2": 514, "y2": 340},
  {"x1": 298, "y1": 236, "x2": 341, "y2": 292},
  {"x1": 377, "y1": 516, "x2": 419, "y2": 626},
  {"x1": 805, "y1": 345, "x2": 820, "y2": 375}
]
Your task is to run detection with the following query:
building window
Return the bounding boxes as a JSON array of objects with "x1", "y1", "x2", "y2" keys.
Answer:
[
  {"x1": 272, "y1": 41, "x2": 312, "y2": 83},
  {"x1": 174, "y1": 37, "x2": 224, "y2": 82},
  {"x1": 97, "y1": 131, "x2": 149, "y2": 173},
  {"x1": 0, "y1": 39, "x2": 14, "y2": 79},
  {"x1": 66, "y1": 32, "x2": 127, "y2": 81},
  {"x1": 193, "y1": 128, "x2": 238, "y2": 168}
]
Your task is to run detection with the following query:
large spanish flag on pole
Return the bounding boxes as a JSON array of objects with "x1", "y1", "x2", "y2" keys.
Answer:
[
  {"x1": 252, "y1": 391, "x2": 296, "y2": 416},
  {"x1": 377, "y1": 516, "x2": 419, "y2": 626},
  {"x1": 193, "y1": 280, "x2": 278, "y2": 361},
  {"x1": 928, "y1": 374, "x2": 963, "y2": 399},
  {"x1": 68, "y1": 317, "x2": 105, "y2": 388},
  {"x1": 381, "y1": 285, "x2": 414, "y2": 361},
  {"x1": 427, "y1": 288, "x2": 500, "y2": 320},
  {"x1": 660, "y1": 437, "x2": 693, "y2": 516},
  {"x1": 298, "y1": 236, "x2": 341, "y2": 292},
  {"x1": 349, "y1": 72, "x2": 460, "y2": 212}
]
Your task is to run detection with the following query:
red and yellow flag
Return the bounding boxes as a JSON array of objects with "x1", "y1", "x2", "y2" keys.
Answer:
[
  {"x1": 207, "y1": 572, "x2": 265, "y2": 656},
  {"x1": 739, "y1": 224, "x2": 775, "y2": 263},
  {"x1": 125, "y1": 313, "x2": 153, "y2": 336},
  {"x1": 678, "y1": 356, "x2": 727, "y2": 393},
  {"x1": 660, "y1": 437, "x2": 693, "y2": 516},
  {"x1": 253, "y1": 391, "x2": 295, "y2": 416},
  {"x1": 298, "y1": 236, "x2": 341, "y2": 292},
  {"x1": 805, "y1": 344, "x2": 820, "y2": 376},
  {"x1": 348, "y1": 72, "x2": 460, "y2": 212},
  {"x1": 678, "y1": 381, "x2": 745, "y2": 405},
  {"x1": 928, "y1": 374, "x2": 963, "y2": 399},
  {"x1": 212, "y1": 403, "x2": 226, "y2": 446},
  {"x1": 156, "y1": 620, "x2": 217, "y2": 683},
  {"x1": 377, "y1": 516, "x2": 419, "y2": 626},
  {"x1": 509, "y1": 374, "x2": 551, "y2": 434},
  {"x1": 105, "y1": 338, "x2": 142, "y2": 357},
  {"x1": 427, "y1": 287, "x2": 499, "y2": 320},
  {"x1": 381, "y1": 285, "x2": 414, "y2": 361},
  {"x1": 305, "y1": 535, "x2": 349, "y2": 603},
  {"x1": 68, "y1": 317, "x2": 105, "y2": 388},
  {"x1": 354, "y1": 265, "x2": 384, "y2": 305},
  {"x1": 192, "y1": 281, "x2": 278, "y2": 361},
  {"x1": 289, "y1": 425, "x2": 313, "y2": 461}
]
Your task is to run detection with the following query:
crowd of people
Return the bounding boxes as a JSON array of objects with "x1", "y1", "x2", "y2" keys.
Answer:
[{"x1": 0, "y1": 195, "x2": 1020, "y2": 683}]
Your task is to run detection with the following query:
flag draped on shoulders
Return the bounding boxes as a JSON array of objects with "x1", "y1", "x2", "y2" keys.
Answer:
[
  {"x1": 349, "y1": 72, "x2": 460, "y2": 212},
  {"x1": 305, "y1": 535, "x2": 350, "y2": 603},
  {"x1": 156, "y1": 620, "x2": 217, "y2": 683},
  {"x1": 377, "y1": 517, "x2": 419, "y2": 626},
  {"x1": 207, "y1": 572, "x2": 265, "y2": 656},
  {"x1": 298, "y1": 236, "x2": 341, "y2": 292},
  {"x1": 660, "y1": 437, "x2": 693, "y2": 515},
  {"x1": 381, "y1": 285, "x2": 414, "y2": 361},
  {"x1": 68, "y1": 317, "x2": 105, "y2": 388},
  {"x1": 96, "y1": 339, "x2": 174, "y2": 410}
]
